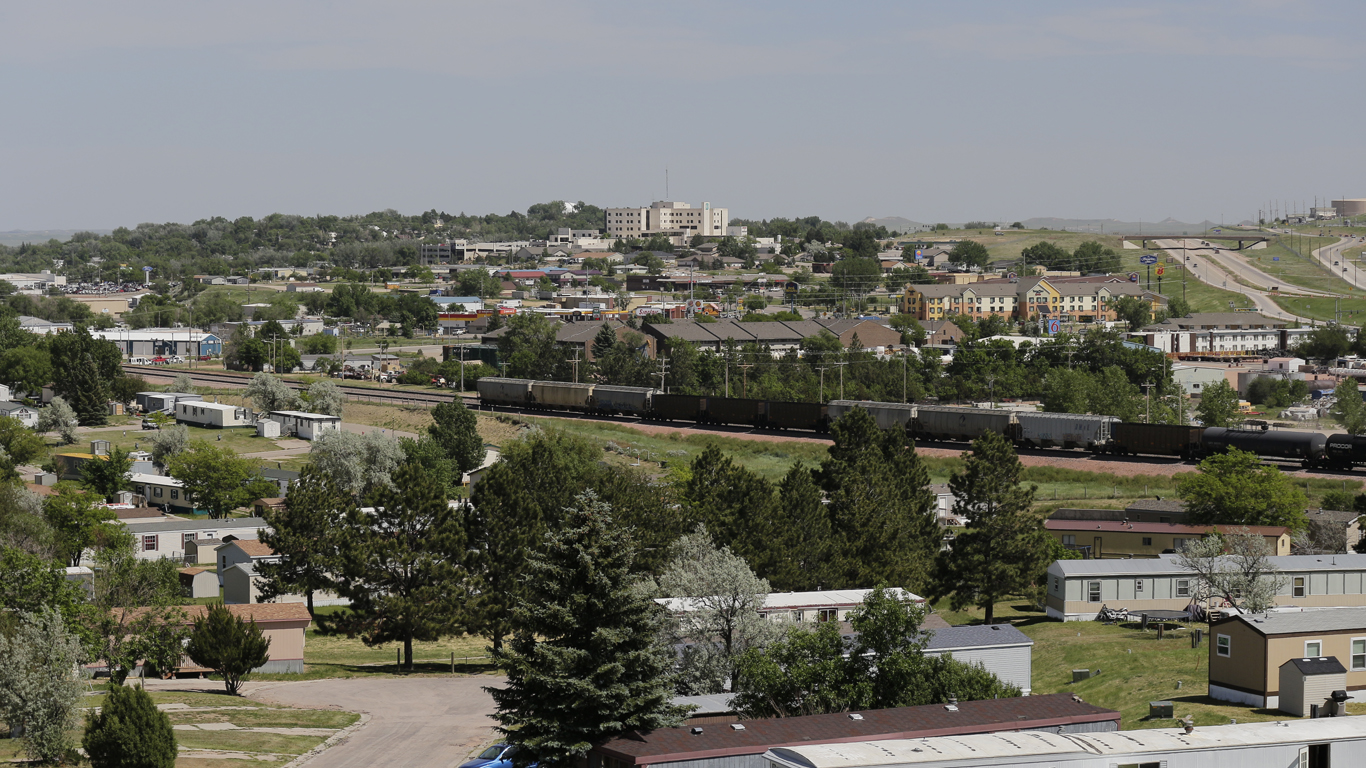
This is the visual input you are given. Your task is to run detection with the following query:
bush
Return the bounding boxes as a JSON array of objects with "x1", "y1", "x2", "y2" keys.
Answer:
[
  {"x1": 185, "y1": 604, "x2": 271, "y2": 695},
  {"x1": 83, "y1": 683, "x2": 177, "y2": 768}
]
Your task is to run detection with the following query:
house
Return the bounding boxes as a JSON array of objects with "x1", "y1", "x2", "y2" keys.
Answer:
[
  {"x1": 658, "y1": 589, "x2": 922, "y2": 625},
  {"x1": 135, "y1": 391, "x2": 201, "y2": 413},
  {"x1": 920, "y1": 319, "x2": 965, "y2": 346},
  {"x1": 922, "y1": 624, "x2": 1033, "y2": 694},
  {"x1": 1046, "y1": 554, "x2": 1366, "y2": 621},
  {"x1": 1044, "y1": 520, "x2": 1291, "y2": 559},
  {"x1": 216, "y1": 539, "x2": 279, "y2": 586},
  {"x1": 0, "y1": 401, "x2": 39, "y2": 428},
  {"x1": 175, "y1": 400, "x2": 252, "y2": 428},
  {"x1": 260, "y1": 467, "x2": 300, "y2": 496},
  {"x1": 130, "y1": 472, "x2": 192, "y2": 515},
  {"x1": 122, "y1": 517, "x2": 266, "y2": 563},
  {"x1": 1208, "y1": 606, "x2": 1366, "y2": 708},
  {"x1": 179, "y1": 567, "x2": 219, "y2": 599},
  {"x1": 588, "y1": 694, "x2": 1118, "y2": 768},
  {"x1": 107, "y1": 603, "x2": 311, "y2": 675},
  {"x1": 1301, "y1": 508, "x2": 1363, "y2": 553},
  {"x1": 928, "y1": 483, "x2": 964, "y2": 527},
  {"x1": 761, "y1": 718, "x2": 1366, "y2": 768},
  {"x1": 265, "y1": 411, "x2": 342, "y2": 440}
]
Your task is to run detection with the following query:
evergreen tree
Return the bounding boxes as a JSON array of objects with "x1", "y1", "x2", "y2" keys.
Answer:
[
  {"x1": 82, "y1": 446, "x2": 134, "y2": 501},
  {"x1": 185, "y1": 604, "x2": 272, "y2": 695},
  {"x1": 488, "y1": 491, "x2": 684, "y2": 766},
  {"x1": 429, "y1": 400, "x2": 485, "y2": 474},
  {"x1": 930, "y1": 432, "x2": 1049, "y2": 624},
  {"x1": 48, "y1": 326, "x2": 112, "y2": 426},
  {"x1": 465, "y1": 461, "x2": 544, "y2": 655},
  {"x1": 83, "y1": 682, "x2": 177, "y2": 768},
  {"x1": 67, "y1": 350, "x2": 109, "y2": 426},
  {"x1": 681, "y1": 445, "x2": 774, "y2": 559},
  {"x1": 762, "y1": 461, "x2": 831, "y2": 591},
  {"x1": 820, "y1": 408, "x2": 937, "y2": 592},
  {"x1": 591, "y1": 323, "x2": 617, "y2": 361},
  {"x1": 257, "y1": 464, "x2": 346, "y2": 618},
  {"x1": 328, "y1": 462, "x2": 469, "y2": 669}
]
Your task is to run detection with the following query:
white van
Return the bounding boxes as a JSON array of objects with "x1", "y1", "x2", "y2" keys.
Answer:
[{"x1": 128, "y1": 356, "x2": 149, "y2": 365}]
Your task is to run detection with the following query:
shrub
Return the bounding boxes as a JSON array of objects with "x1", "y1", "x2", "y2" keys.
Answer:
[
  {"x1": 83, "y1": 683, "x2": 177, "y2": 768},
  {"x1": 185, "y1": 603, "x2": 271, "y2": 695}
]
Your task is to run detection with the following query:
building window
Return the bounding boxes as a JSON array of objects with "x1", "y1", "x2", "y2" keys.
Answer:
[
  {"x1": 1173, "y1": 537, "x2": 1189, "y2": 550},
  {"x1": 171, "y1": 489, "x2": 179, "y2": 500},
  {"x1": 1216, "y1": 634, "x2": 1231, "y2": 657},
  {"x1": 1306, "y1": 640, "x2": 1322, "y2": 657},
  {"x1": 1062, "y1": 535, "x2": 1076, "y2": 545},
  {"x1": 1142, "y1": 537, "x2": 1152, "y2": 546},
  {"x1": 1176, "y1": 579, "x2": 1190, "y2": 597},
  {"x1": 1353, "y1": 639, "x2": 1366, "y2": 670},
  {"x1": 183, "y1": 532, "x2": 195, "y2": 547},
  {"x1": 1294, "y1": 576, "x2": 1307, "y2": 597},
  {"x1": 142, "y1": 535, "x2": 158, "y2": 552},
  {"x1": 1088, "y1": 581, "x2": 1101, "y2": 602},
  {"x1": 1136, "y1": 579, "x2": 1144, "y2": 592},
  {"x1": 153, "y1": 487, "x2": 163, "y2": 497},
  {"x1": 817, "y1": 609, "x2": 839, "y2": 622}
]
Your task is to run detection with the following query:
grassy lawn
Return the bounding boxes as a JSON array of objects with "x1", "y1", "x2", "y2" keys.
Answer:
[
  {"x1": 934, "y1": 599, "x2": 1366, "y2": 729},
  {"x1": 1271, "y1": 294, "x2": 1366, "y2": 325},
  {"x1": 89, "y1": 424, "x2": 280, "y2": 456}
]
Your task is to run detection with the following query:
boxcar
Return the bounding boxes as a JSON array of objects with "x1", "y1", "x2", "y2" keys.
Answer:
[
  {"x1": 828, "y1": 400, "x2": 915, "y2": 430},
  {"x1": 530, "y1": 381, "x2": 594, "y2": 411},
  {"x1": 1016, "y1": 413, "x2": 1119, "y2": 449},
  {"x1": 591, "y1": 386, "x2": 654, "y2": 416},
  {"x1": 1109, "y1": 422, "x2": 1205, "y2": 458},
  {"x1": 1203, "y1": 427, "x2": 1327, "y2": 465},
  {"x1": 765, "y1": 401, "x2": 827, "y2": 431},
  {"x1": 914, "y1": 405, "x2": 1016, "y2": 442},
  {"x1": 651, "y1": 393, "x2": 705, "y2": 422},
  {"x1": 704, "y1": 396, "x2": 765, "y2": 427},
  {"x1": 476, "y1": 377, "x2": 534, "y2": 407}
]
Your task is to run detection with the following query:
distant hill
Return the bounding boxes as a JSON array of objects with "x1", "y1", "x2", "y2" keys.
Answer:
[
  {"x1": 863, "y1": 217, "x2": 931, "y2": 233},
  {"x1": 0, "y1": 229, "x2": 111, "y2": 247},
  {"x1": 863, "y1": 216, "x2": 1255, "y2": 236}
]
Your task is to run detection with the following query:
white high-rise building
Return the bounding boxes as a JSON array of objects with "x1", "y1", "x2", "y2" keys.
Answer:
[{"x1": 604, "y1": 201, "x2": 729, "y2": 241}]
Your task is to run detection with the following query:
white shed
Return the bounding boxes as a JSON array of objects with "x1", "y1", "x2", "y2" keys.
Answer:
[
  {"x1": 179, "y1": 567, "x2": 219, "y2": 599},
  {"x1": 176, "y1": 401, "x2": 252, "y2": 428},
  {"x1": 922, "y1": 624, "x2": 1035, "y2": 695},
  {"x1": 266, "y1": 410, "x2": 342, "y2": 440},
  {"x1": 256, "y1": 419, "x2": 281, "y2": 438},
  {"x1": 1279, "y1": 657, "x2": 1347, "y2": 717}
]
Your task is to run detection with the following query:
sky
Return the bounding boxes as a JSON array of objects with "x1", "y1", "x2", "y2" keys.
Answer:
[{"x1": 1, "y1": 1, "x2": 1363, "y2": 231}]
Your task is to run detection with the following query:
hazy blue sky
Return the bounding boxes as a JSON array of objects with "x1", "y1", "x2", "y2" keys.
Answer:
[{"x1": 2, "y1": 1, "x2": 1362, "y2": 230}]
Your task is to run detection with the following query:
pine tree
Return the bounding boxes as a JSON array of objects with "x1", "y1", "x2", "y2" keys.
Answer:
[
  {"x1": 681, "y1": 445, "x2": 774, "y2": 558},
  {"x1": 465, "y1": 461, "x2": 543, "y2": 654},
  {"x1": 488, "y1": 491, "x2": 684, "y2": 766},
  {"x1": 590, "y1": 323, "x2": 617, "y2": 362},
  {"x1": 83, "y1": 682, "x2": 178, "y2": 768},
  {"x1": 930, "y1": 431, "x2": 1050, "y2": 624},
  {"x1": 329, "y1": 462, "x2": 468, "y2": 669},
  {"x1": 761, "y1": 461, "x2": 831, "y2": 591},
  {"x1": 257, "y1": 464, "x2": 346, "y2": 618},
  {"x1": 68, "y1": 352, "x2": 109, "y2": 426},
  {"x1": 185, "y1": 604, "x2": 272, "y2": 695},
  {"x1": 820, "y1": 408, "x2": 937, "y2": 591},
  {"x1": 429, "y1": 400, "x2": 485, "y2": 474}
]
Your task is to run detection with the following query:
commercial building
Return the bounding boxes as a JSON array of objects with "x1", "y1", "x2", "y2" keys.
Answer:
[
  {"x1": 1045, "y1": 554, "x2": 1366, "y2": 621},
  {"x1": 761, "y1": 718, "x2": 1365, "y2": 768},
  {"x1": 0, "y1": 272, "x2": 66, "y2": 292},
  {"x1": 589, "y1": 694, "x2": 1118, "y2": 768},
  {"x1": 93, "y1": 328, "x2": 222, "y2": 357},
  {"x1": 639, "y1": 318, "x2": 900, "y2": 355},
  {"x1": 1208, "y1": 606, "x2": 1366, "y2": 708},
  {"x1": 605, "y1": 201, "x2": 729, "y2": 242},
  {"x1": 1044, "y1": 520, "x2": 1291, "y2": 559},
  {"x1": 1135, "y1": 312, "x2": 1313, "y2": 356},
  {"x1": 901, "y1": 276, "x2": 1163, "y2": 323}
]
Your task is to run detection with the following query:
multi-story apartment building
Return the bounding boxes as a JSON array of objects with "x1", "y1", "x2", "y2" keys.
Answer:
[
  {"x1": 604, "y1": 201, "x2": 728, "y2": 242},
  {"x1": 902, "y1": 276, "x2": 1164, "y2": 323}
]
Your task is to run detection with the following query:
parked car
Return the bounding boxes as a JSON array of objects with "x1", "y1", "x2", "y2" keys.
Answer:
[
  {"x1": 141, "y1": 419, "x2": 160, "y2": 430},
  {"x1": 459, "y1": 745, "x2": 517, "y2": 768}
]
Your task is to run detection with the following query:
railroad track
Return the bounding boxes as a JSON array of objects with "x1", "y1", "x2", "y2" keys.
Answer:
[{"x1": 121, "y1": 365, "x2": 459, "y2": 407}]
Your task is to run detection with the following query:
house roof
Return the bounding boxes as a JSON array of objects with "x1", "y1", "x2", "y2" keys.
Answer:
[
  {"x1": 1142, "y1": 312, "x2": 1284, "y2": 331},
  {"x1": 1223, "y1": 606, "x2": 1366, "y2": 636},
  {"x1": 1043, "y1": 520, "x2": 1288, "y2": 537},
  {"x1": 122, "y1": 516, "x2": 266, "y2": 533},
  {"x1": 1282, "y1": 657, "x2": 1347, "y2": 675},
  {"x1": 1053, "y1": 554, "x2": 1366, "y2": 579},
  {"x1": 114, "y1": 602, "x2": 310, "y2": 625},
  {"x1": 112, "y1": 506, "x2": 165, "y2": 520},
  {"x1": 221, "y1": 540, "x2": 276, "y2": 558},
  {"x1": 592, "y1": 693, "x2": 1118, "y2": 764},
  {"x1": 1125, "y1": 499, "x2": 1188, "y2": 513},
  {"x1": 179, "y1": 567, "x2": 209, "y2": 576},
  {"x1": 923, "y1": 624, "x2": 1033, "y2": 651},
  {"x1": 1306, "y1": 508, "x2": 1360, "y2": 526}
]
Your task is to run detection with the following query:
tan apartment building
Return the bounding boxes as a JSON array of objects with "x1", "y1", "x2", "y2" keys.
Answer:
[
  {"x1": 1045, "y1": 554, "x2": 1366, "y2": 621},
  {"x1": 605, "y1": 201, "x2": 728, "y2": 241},
  {"x1": 1209, "y1": 607, "x2": 1366, "y2": 709},
  {"x1": 1044, "y1": 520, "x2": 1291, "y2": 559}
]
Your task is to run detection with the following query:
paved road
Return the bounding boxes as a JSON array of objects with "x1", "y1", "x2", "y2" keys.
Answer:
[
  {"x1": 1152, "y1": 238, "x2": 1312, "y2": 322},
  {"x1": 1312, "y1": 235, "x2": 1366, "y2": 290},
  {"x1": 251, "y1": 677, "x2": 503, "y2": 768}
]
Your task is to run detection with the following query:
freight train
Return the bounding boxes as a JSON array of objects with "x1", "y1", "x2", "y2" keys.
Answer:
[{"x1": 474, "y1": 377, "x2": 1366, "y2": 471}]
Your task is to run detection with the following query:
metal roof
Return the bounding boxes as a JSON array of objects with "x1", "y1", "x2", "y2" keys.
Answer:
[
  {"x1": 673, "y1": 693, "x2": 736, "y2": 716},
  {"x1": 923, "y1": 624, "x2": 1033, "y2": 652},
  {"x1": 122, "y1": 516, "x2": 266, "y2": 533},
  {"x1": 1225, "y1": 606, "x2": 1366, "y2": 636},
  {"x1": 765, "y1": 718, "x2": 1366, "y2": 768},
  {"x1": 1051, "y1": 553, "x2": 1366, "y2": 578}
]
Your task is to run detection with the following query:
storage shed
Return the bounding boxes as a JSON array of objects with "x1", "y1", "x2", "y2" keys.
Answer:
[
  {"x1": 179, "y1": 567, "x2": 219, "y2": 599},
  {"x1": 256, "y1": 419, "x2": 281, "y2": 438},
  {"x1": 1278, "y1": 657, "x2": 1347, "y2": 717}
]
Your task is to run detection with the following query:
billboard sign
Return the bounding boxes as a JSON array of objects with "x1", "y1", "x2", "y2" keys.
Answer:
[{"x1": 1046, "y1": 318, "x2": 1061, "y2": 335}]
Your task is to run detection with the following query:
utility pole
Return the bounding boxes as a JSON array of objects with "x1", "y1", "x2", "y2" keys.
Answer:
[
  {"x1": 1142, "y1": 383, "x2": 1154, "y2": 423},
  {"x1": 656, "y1": 355, "x2": 669, "y2": 392},
  {"x1": 902, "y1": 353, "x2": 908, "y2": 403},
  {"x1": 566, "y1": 349, "x2": 582, "y2": 383},
  {"x1": 817, "y1": 366, "x2": 827, "y2": 402},
  {"x1": 739, "y1": 364, "x2": 754, "y2": 398}
]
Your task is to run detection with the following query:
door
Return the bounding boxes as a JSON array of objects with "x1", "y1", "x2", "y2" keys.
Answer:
[{"x1": 1093, "y1": 537, "x2": 1103, "y2": 559}]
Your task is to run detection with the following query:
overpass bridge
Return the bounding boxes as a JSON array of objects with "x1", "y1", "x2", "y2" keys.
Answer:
[{"x1": 1119, "y1": 234, "x2": 1270, "y2": 250}]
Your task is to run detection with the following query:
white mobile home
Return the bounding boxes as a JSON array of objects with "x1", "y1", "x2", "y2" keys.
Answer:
[
  {"x1": 266, "y1": 410, "x2": 342, "y2": 440},
  {"x1": 175, "y1": 401, "x2": 252, "y2": 428},
  {"x1": 658, "y1": 588, "x2": 922, "y2": 625},
  {"x1": 121, "y1": 517, "x2": 267, "y2": 563},
  {"x1": 130, "y1": 472, "x2": 192, "y2": 516},
  {"x1": 922, "y1": 624, "x2": 1033, "y2": 694}
]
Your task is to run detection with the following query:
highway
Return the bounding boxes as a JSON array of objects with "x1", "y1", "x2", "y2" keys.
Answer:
[
  {"x1": 1311, "y1": 235, "x2": 1366, "y2": 291},
  {"x1": 1151, "y1": 238, "x2": 1313, "y2": 322}
]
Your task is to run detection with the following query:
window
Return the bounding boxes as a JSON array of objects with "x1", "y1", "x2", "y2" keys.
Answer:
[
  {"x1": 1136, "y1": 579, "x2": 1144, "y2": 592},
  {"x1": 183, "y1": 532, "x2": 195, "y2": 547},
  {"x1": 153, "y1": 487, "x2": 163, "y2": 497},
  {"x1": 1173, "y1": 537, "x2": 1189, "y2": 550},
  {"x1": 1117, "y1": 763, "x2": 1162, "y2": 768},
  {"x1": 1176, "y1": 579, "x2": 1190, "y2": 597},
  {"x1": 171, "y1": 489, "x2": 179, "y2": 500},
  {"x1": 1062, "y1": 535, "x2": 1076, "y2": 545},
  {"x1": 1142, "y1": 537, "x2": 1152, "y2": 546},
  {"x1": 1088, "y1": 581, "x2": 1101, "y2": 602},
  {"x1": 1216, "y1": 634, "x2": 1231, "y2": 657},
  {"x1": 1294, "y1": 576, "x2": 1307, "y2": 597},
  {"x1": 1353, "y1": 639, "x2": 1366, "y2": 670},
  {"x1": 142, "y1": 535, "x2": 158, "y2": 552},
  {"x1": 817, "y1": 609, "x2": 839, "y2": 623},
  {"x1": 1306, "y1": 640, "x2": 1322, "y2": 657}
]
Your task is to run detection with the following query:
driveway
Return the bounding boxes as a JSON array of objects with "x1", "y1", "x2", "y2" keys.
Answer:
[{"x1": 250, "y1": 676, "x2": 504, "y2": 768}]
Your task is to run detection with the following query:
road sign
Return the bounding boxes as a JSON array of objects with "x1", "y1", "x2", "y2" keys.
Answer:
[
  {"x1": 1213, "y1": 228, "x2": 1222, "y2": 233},
  {"x1": 1046, "y1": 318, "x2": 1061, "y2": 335},
  {"x1": 1155, "y1": 266, "x2": 1165, "y2": 276},
  {"x1": 1139, "y1": 254, "x2": 1158, "y2": 265},
  {"x1": 143, "y1": 266, "x2": 152, "y2": 272},
  {"x1": 1007, "y1": 272, "x2": 1017, "y2": 280},
  {"x1": 1128, "y1": 272, "x2": 1139, "y2": 282}
]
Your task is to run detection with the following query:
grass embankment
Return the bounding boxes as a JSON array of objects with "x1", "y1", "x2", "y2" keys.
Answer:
[
  {"x1": 934, "y1": 599, "x2": 1366, "y2": 729},
  {"x1": 0, "y1": 686, "x2": 361, "y2": 767}
]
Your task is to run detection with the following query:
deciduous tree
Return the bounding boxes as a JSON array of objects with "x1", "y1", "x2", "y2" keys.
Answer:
[
  {"x1": 428, "y1": 400, "x2": 484, "y2": 474},
  {"x1": 1177, "y1": 529, "x2": 1288, "y2": 613},
  {"x1": 1332, "y1": 378, "x2": 1366, "y2": 435},
  {"x1": 1178, "y1": 448, "x2": 1308, "y2": 529},
  {"x1": 166, "y1": 442, "x2": 277, "y2": 519},
  {"x1": 1196, "y1": 379, "x2": 1241, "y2": 427},
  {"x1": 245, "y1": 372, "x2": 300, "y2": 413},
  {"x1": 307, "y1": 430, "x2": 405, "y2": 496},
  {"x1": 43, "y1": 485, "x2": 124, "y2": 566},
  {"x1": 0, "y1": 608, "x2": 86, "y2": 764},
  {"x1": 304, "y1": 378, "x2": 345, "y2": 417},
  {"x1": 82, "y1": 446, "x2": 134, "y2": 502},
  {"x1": 37, "y1": 396, "x2": 79, "y2": 445}
]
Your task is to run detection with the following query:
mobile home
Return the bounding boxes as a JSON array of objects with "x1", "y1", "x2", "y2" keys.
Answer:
[{"x1": 175, "y1": 401, "x2": 252, "y2": 428}]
